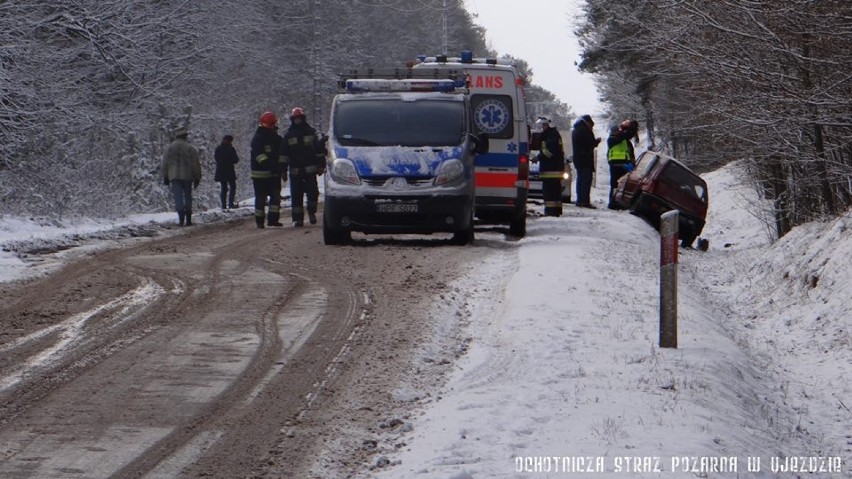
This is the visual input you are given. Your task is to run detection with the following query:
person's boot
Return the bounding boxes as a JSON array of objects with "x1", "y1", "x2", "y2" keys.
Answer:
[
  {"x1": 185, "y1": 211, "x2": 193, "y2": 226},
  {"x1": 178, "y1": 211, "x2": 185, "y2": 226},
  {"x1": 267, "y1": 212, "x2": 283, "y2": 227},
  {"x1": 308, "y1": 211, "x2": 317, "y2": 225}
]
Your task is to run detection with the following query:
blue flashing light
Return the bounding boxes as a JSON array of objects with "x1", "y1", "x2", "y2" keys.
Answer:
[
  {"x1": 460, "y1": 50, "x2": 473, "y2": 63},
  {"x1": 345, "y1": 78, "x2": 466, "y2": 93}
]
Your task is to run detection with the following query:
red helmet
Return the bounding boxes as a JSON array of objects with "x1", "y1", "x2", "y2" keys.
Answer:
[
  {"x1": 290, "y1": 107, "x2": 306, "y2": 119},
  {"x1": 259, "y1": 111, "x2": 278, "y2": 128}
]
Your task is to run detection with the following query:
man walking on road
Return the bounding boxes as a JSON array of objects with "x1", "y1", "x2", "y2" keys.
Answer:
[
  {"x1": 162, "y1": 126, "x2": 202, "y2": 226},
  {"x1": 250, "y1": 112, "x2": 284, "y2": 228},
  {"x1": 571, "y1": 114, "x2": 601, "y2": 209},
  {"x1": 281, "y1": 107, "x2": 326, "y2": 226}
]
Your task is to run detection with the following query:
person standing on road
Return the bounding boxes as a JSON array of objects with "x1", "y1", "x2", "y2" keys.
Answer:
[
  {"x1": 250, "y1": 112, "x2": 284, "y2": 228},
  {"x1": 606, "y1": 119, "x2": 639, "y2": 210},
  {"x1": 571, "y1": 114, "x2": 601, "y2": 209},
  {"x1": 533, "y1": 116, "x2": 566, "y2": 217},
  {"x1": 281, "y1": 107, "x2": 326, "y2": 227},
  {"x1": 162, "y1": 126, "x2": 202, "y2": 226},
  {"x1": 214, "y1": 134, "x2": 239, "y2": 211}
]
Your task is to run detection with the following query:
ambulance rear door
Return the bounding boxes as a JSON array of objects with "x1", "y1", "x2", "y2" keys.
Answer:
[{"x1": 466, "y1": 67, "x2": 529, "y2": 215}]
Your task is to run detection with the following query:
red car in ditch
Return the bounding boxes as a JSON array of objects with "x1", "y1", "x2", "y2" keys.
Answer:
[{"x1": 613, "y1": 150, "x2": 708, "y2": 247}]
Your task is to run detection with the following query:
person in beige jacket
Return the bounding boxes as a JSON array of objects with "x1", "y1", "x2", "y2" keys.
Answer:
[{"x1": 162, "y1": 126, "x2": 202, "y2": 226}]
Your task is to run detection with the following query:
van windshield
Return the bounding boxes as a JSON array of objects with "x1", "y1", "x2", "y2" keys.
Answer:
[{"x1": 334, "y1": 99, "x2": 465, "y2": 147}]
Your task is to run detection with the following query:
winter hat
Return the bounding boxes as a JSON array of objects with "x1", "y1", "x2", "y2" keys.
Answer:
[
  {"x1": 581, "y1": 114, "x2": 594, "y2": 126},
  {"x1": 174, "y1": 126, "x2": 188, "y2": 138},
  {"x1": 223, "y1": 135, "x2": 234, "y2": 143}
]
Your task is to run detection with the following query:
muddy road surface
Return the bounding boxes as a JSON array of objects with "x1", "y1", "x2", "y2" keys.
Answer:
[{"x1": 0, "y1": 217, "x2": 502, "y2": 478}]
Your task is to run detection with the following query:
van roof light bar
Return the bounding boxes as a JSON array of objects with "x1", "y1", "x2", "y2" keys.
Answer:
[
  {"x1": 415, "y1": 51, "x2": 515, "y2": 66},
  {"x1": 344, "y1": 78, "x2": 466, "y2": 93}
]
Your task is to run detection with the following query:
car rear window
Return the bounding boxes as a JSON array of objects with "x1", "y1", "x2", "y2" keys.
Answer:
[
  {"x1": 661, "y1": 162, "x2": 707, "y2": 202},
  {"x1": 636, "y1": 153, "x2": 658, "y2": 177}
]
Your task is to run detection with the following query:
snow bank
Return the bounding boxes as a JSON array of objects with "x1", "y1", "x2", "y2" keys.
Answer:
[{"x1": 367, "y1": 160, "x2": 851, "y2": 478}]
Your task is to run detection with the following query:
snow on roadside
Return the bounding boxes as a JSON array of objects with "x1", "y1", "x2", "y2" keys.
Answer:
[
  {"x1": 693, "y1": 162, "x2": 852, "y2": 472},
  {"x1": 0, "y1": 208, "x2": 251, "y2": 284},
  {"x1": 366, "y1": 161, "x2": 850, "y2": 478}
]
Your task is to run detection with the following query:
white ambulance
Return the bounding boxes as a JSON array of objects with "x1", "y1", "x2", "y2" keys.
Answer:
[{"x1": 414, "y1": 51, "x2": 530, "y2": 237}]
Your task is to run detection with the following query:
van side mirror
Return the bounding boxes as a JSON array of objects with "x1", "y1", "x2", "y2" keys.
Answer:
[{"x1": 470, "y1": 132, "x2": 489, "y2": 155}]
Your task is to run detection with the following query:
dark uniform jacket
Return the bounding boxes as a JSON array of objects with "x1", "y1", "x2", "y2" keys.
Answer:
[
  {"x1": 214, "y1": 142, "x2": 239, "y2": 182},
  {"x1": 571, "y1": 118, "x2": 600, "y2": 170},
  {"x1": 281, "y1": 122, "x2": 324, "y2": 174},
  {"x1": 250, "y1": 127, "x2": 282, "y2": 179},
  {"x1": 536, "y1": 127, "x2": 565, "y2": 175}
]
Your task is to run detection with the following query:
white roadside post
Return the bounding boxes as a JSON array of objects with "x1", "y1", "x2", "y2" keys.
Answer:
[{"x1": 659, "y1": 210, "x2": 679, "y2": 348}]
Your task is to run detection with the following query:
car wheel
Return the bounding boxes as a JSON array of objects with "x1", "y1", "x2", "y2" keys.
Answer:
[
  {"x1": 680, "y1": 227, "x2": 696, "y2": 248},
  {"x1": 509, "y1": 210, "x2": 526, "y2": 238},
  {"x1": 450, "y1": 224, "x2": 474, "y2": 245},
  {"x1": 322, "y1": 212, "x2": 351, "y2": 245}
]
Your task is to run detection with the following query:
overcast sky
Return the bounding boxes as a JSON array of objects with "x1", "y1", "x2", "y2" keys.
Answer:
[{"x1": 463, "y1": 0, "x2": 602, "y2": 118}]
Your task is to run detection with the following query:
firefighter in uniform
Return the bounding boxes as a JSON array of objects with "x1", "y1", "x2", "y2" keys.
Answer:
[
  {"x1": 250, "y1": 111, "x2": 284, "y2": 228},
  {"x1": 281, "y1": 107, "x2": 326, "y2": 226},
  {"x1": 534, "y1": 116, "x2": 566, "y2": 217},
  {"x1": 606, "y1": 119, "x2": 639, "y2": 209}
]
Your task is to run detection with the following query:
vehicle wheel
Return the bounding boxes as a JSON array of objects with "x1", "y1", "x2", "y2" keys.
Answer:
[
  {"x1": 322, "y1": 213, "x2": 351, "y2": 245},
  {"x1": 450, "y1": 224, "x2": 474, "y2": 245},
  {"x1": 509, "y1": 210, "x2": 526, "y2": 238},
  {"x1": 680, "y1": 228, "x2": 696, "y2": 248}
]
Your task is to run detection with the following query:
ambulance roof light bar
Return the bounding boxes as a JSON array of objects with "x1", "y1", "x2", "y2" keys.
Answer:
[
  {"x1": 416, "y1": 50, "x2": 513, "y2": 66},
  {"x1": 344, "y1": 78, "x2": 467, "y2": 93}
]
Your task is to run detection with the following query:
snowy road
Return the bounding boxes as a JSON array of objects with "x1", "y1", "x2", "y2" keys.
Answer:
[
  {"x1": 0, "y1": 217, "x2": 497, "y2": 478},
  {"x1": 0, "y1": 162, "x2": 849, "y2": 479}
]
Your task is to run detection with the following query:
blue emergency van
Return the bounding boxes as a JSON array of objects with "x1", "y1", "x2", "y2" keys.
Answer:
[{"x1": 323, "y1": 74, "x2": 488, "y2": 245}]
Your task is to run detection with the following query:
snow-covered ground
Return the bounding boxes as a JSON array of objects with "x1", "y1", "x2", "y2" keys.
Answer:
[
  {"x1": 1, "y1": 160, "x2": 849, "y2": 478},
  {"x1": 361, "y1": 161, "x2": 850, "y2": 478}
]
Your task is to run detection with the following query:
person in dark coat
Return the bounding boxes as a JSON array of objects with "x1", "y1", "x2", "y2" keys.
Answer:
[
  {"x1": 533, "y1": 116, "x2": 566, "y2": 217},
  {"x1": 281, "y1": 107, "x2": 326, "y2": 226},
  {"x1": 250, "y1": 112, "x2": 284, "y2": 228},
  {"x1": 606, "y1": 119, "x2": 639, "y2": 209},
  {"x1": 214, "y1": 135, "x2": 239, "y2": 210},
  {"x1": 571, "y1": 114, "x2": 601, "y2": 208}
]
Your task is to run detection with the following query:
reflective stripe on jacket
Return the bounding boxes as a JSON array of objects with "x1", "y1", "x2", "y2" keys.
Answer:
[{"x1": 250, "y1": 126, "x2": 282, "y2": 178}]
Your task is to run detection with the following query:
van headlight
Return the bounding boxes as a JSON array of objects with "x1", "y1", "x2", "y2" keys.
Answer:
[
  {"x1": 434, "y1": 159, "x2": 464, "y2": 186},
  {"x1": 330, "y1": 158, "x2": 360, "y2": 185}
]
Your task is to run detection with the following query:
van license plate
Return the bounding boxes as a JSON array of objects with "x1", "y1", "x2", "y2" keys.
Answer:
[{"x1": 376, "y1": 203, "x2": 418, "y2": 213}]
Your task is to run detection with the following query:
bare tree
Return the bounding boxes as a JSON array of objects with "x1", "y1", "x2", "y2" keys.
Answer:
[{"x1": 576, "y1": 0, "x2": 852, "y2": 237}]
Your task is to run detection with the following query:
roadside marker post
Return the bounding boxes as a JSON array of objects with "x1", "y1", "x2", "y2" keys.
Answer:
[{"x1": 660, "y1": 210, "x2": 679, "y2": 349}]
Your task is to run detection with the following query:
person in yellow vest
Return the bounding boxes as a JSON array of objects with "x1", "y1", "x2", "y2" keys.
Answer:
[{"x1": 606, "y1": 119, "x2": 638, "y2": 210}]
